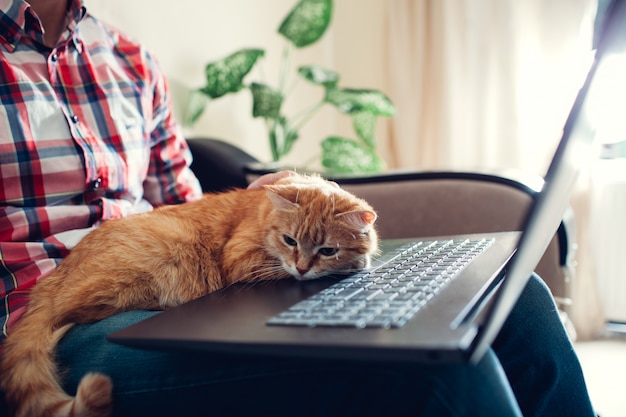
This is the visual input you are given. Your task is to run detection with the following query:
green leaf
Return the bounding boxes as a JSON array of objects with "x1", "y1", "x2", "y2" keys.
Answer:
[
  {"x1": 321, "y1": 136, "x2": 385, "y2": 173},
  {"x1": 184, "y1": 89, "x2": 209, "y2": 127},
  {"x1": 201, "y1": 49, "x2": 265, "y2": 99},
  {"x1": 325, "y1": 88, "x2": 396, "y2": 116},
  {"x1": 278, "y1": 0, "x2": 333, "y2": 48},
  {"x1": 352, "y1": 112, "x2": 377, "y2": 149},
  {"x1": 268, "y1": 117, "x2": 299, "y2": 161},
  {"x1": 250, "y1": 83, "x2": 284, "y2": 119},
  {"x1": 284, "y1": 128, "x2": 299, "y2": 156},
  {"x1": 268, "y1": 118, "x2": 283, "y2": 161},
  {"x1": 298, "y1": 65, "x2": 339, "y2": 87}
]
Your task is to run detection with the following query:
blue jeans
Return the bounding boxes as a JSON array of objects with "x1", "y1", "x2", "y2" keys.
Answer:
[{"x1": 49, "y1": 274, "x2": 594, "y2": 417}]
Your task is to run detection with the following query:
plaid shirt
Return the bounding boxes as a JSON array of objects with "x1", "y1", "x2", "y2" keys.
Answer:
[{"x1": 0, "y1": 0, "x2": 202, "y2": 341}]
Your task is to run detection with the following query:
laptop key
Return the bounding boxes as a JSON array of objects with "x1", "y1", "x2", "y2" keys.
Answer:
[{"x1": 267, "y1": 238, "x2": 495, "y2": 329}]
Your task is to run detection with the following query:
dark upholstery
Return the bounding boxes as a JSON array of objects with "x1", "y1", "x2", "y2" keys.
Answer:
[{"x1": 186, "y1": 137, "x2": 258, "y2": 192}]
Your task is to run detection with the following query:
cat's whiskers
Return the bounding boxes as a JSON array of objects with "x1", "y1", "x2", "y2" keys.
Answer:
[
  {"x1": 231, "y1": 265, "x2": 290, "y2": 292},
  {"x1": 225, "y1": 272, "x2": 280, "y2": 293},
  {"x1": 236, "y1": 261, "x2": 286, "y2": 283}
]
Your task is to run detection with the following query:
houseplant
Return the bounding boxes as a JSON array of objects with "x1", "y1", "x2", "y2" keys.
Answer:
[{"x1": 186, "y1": 0, "x2": 396, "y2": 174}]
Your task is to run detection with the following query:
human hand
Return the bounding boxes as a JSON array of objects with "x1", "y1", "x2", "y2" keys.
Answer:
[{"x1": 247, "y1": 170, "x2": 296, "y2": 190}]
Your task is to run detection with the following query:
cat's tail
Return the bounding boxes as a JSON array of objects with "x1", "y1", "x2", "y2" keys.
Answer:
[{"x1": 0, "y1": 308, "x2": 112, "y2": 417}]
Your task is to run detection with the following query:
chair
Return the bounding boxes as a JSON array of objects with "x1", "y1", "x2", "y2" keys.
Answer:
[
  {"x1": 185, "y1": 137, "x2": 577, "y2": 329},
  {"x1": 186, "y1": 137, "x2": 259, "y2": 192}
]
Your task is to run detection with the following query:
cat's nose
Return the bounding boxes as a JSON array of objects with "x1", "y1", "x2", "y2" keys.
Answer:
[{"x1": 296, "y1": 267, "x2": 309, "y2": 276}]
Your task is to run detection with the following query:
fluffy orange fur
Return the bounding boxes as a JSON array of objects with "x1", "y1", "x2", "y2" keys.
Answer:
[{"x1": 0, "y1": 173, "x2": 378, "y2": 417}]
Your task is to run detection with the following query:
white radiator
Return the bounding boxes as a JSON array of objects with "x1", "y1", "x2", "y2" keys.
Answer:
[{"x1": 590, "y1": 159, "x2": 626, "y2": 322}]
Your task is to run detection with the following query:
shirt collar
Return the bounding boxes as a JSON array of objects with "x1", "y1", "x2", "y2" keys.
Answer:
[{"x1": 0, "y1": 0, "x2": 87, "y2": 52}]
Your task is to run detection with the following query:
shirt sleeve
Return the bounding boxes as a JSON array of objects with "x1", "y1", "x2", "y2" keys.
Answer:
[{"x1": 141, "y1": 52, "x2": 203, "y2": 206}]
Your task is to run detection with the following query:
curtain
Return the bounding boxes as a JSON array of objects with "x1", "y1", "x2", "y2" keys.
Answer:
[{"x1": 383, "y1": 0, "x2": 605, "y2": 339}]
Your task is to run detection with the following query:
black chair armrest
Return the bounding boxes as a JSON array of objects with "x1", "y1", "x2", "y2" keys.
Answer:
[{"x1": 186, "y1": 137, "x2": 259, "y2": 193}]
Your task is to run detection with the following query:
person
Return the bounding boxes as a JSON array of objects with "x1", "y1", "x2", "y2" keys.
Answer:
[{"x1": 0, "y1": 1, "x2": 597, "y2": 416}]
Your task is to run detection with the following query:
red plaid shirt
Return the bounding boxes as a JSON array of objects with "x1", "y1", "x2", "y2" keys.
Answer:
[{"x1": 0, "y1": 0, "x2": 203, "y2": 341}]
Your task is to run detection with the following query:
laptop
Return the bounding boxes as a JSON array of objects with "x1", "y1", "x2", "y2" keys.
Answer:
[{"x1": 109, "y1": 0, "x2": 626, "y2": 365}]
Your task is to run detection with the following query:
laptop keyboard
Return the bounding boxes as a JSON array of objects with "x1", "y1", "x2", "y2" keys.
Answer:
[{"x1": 267, "y1": 238, "x2": 494, "y2": 329}]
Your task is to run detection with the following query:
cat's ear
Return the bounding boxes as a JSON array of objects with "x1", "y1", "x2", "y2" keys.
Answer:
[
  {"x1": 336, "y1": 210, "x2": 377, "y2": 233},
  {"x1": 264, "y1": 185, "x2": 299, "y2": 210}
]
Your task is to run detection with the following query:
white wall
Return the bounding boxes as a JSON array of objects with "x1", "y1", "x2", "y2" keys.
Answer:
[{"x1": 85, "y1": 0, "x2": 390, "y2": 167}]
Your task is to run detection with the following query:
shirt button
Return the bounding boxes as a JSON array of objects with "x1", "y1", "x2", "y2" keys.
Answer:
[
  {"x1": 50, "y1": 53, "x2": 58, "y2": 62},
  {"x1": 89, "y1": 178, "x2": 102, "y2": 191},
  {"x1": 70, "y1": 114, "x2": 79, "y2": 123}
]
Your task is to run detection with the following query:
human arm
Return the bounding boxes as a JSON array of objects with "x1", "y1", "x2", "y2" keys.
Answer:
[
  {"x1": 247, "y1": 171, "x2": 296, "y2": 190},
  {"x1": 139, "y1": 45, "x2": 202, "y2": 205}
]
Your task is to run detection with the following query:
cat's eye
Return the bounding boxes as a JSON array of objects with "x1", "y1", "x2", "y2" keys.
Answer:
[
  {"x1": 283, "y1": 235, "x2": 298, "y2": 247},
  {"x1": 318, "y1": 247, "x2": 338, "y2": 257}
]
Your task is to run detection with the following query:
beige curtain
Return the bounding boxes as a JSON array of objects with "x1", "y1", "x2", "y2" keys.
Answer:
[{"x1": 383, "y1": 0, "x2": 605, "y2": 339}]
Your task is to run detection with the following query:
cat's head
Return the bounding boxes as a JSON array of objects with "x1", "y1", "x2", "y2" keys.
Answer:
[{"x1": 263, "y1": 174, "x2": 379, "y2": 281}]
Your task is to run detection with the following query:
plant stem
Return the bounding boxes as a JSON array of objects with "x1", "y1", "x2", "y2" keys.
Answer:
[
  {"x1": 267, "y1": 119, "x2": 280, "y2": 161},
  {"x1": 278, "y1": 44, "x2": 292, "y2": 94},
  {"x1": 291, "y1": 101, "x2": 325, "y2": 131},
  {"x1": 266, "y1": 45, "x2": 293, "y2": 162}
]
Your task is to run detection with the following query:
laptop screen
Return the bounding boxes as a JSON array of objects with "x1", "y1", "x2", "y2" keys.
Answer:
[{"x1": 470, "y1": 0, "x2": 626, "y2": 363}]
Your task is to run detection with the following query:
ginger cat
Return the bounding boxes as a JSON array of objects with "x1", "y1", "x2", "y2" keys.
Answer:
[{"x1": 0, "y1": 173, "x2": 378, "y2": 417}]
